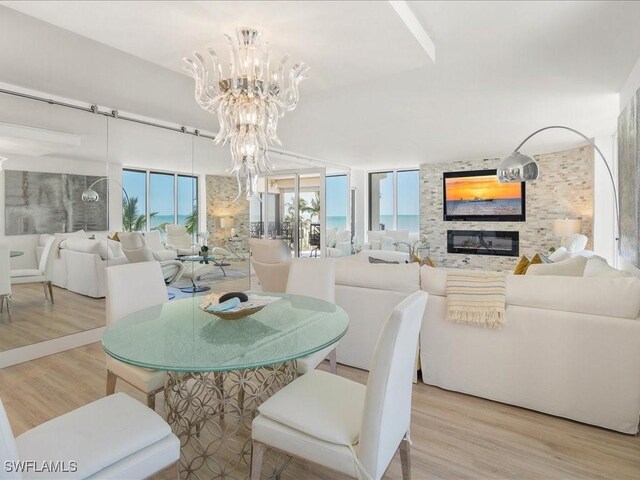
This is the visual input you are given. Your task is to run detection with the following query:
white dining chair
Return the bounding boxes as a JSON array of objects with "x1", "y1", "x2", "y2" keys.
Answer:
[
  {"x1": 286, "y1": 258, "x2": 338, "y2": 375},
  {"x1": 249, "y1": 239, "x2": 291, "y2": 293},
  {"x1": 250, "y1": 290, "x2": 428, "y2": 480},
  {"x1": 10, "y1": 236, "x2": 55, "y2": 304},
  {"x1": 0, "y1": 393, "x2": 179, "y2": 479},
  {"x1": 0, "y1": 243, "x2": 11, "y2": 321},
  {"x1": 105, "y1": 262, "x2": 168, "y2": 409}
]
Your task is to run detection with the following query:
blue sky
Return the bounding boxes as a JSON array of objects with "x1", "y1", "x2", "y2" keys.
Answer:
[{"x1": 326, "y1": 175, "x2": 348, "y2": 217}]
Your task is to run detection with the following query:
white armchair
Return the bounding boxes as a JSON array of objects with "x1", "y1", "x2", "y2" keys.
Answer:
[
  {"x1": 143, "y1": 230, "x2": 178, "y2": 261},
  {"x1": 1, "y1": 393, "x2": 179, "y2": 479},
  {"x1": 249, "y1": 239, "x2": 291, "y2": 293},
  {"x1": 118, "y1": 232, "x2": 184, "y2": 287},
  {"x1": 165, "y1": 224, "x2": 196, "y2": 256}
]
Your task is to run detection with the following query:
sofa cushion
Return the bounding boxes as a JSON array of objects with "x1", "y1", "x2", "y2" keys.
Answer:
[
  {"x1": 336, "y1": 261, "x2": 419, "y2": 292},
  {"x1": 561, "y1": 233, "x2": 588, "y2": 253},
  {"x1": 381, "y1": 236, "x2": 396, "y2": 251},
  {"x1": 367, "y1": 231, "x2": 384, "y2": 250},
  {"x1": 506, "y1": 275, "x2": 640, "y2": 319},
  {"x1": 107, "y1": 239, "x2": 125, "y2": 259},
  {"x1": 583, "y1": 257, "x2": 632, "y2": 278},
  {"x1": 526, "y1": 255, "x2": 587, "y2": 276},
  {"x1": 60, "y1": 238, "x2": 109, "y2": 260},
  {"x1": 54, "y1": 230, "x2": 88, "y2": 241},
  {"x1": 549, "y1": 246, "x2": 570, "y2": 262}
]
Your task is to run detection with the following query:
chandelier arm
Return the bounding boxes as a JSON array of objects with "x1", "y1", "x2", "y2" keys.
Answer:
[{"x1": 515, "y1": 125, "x2": 620, "y2": 247}]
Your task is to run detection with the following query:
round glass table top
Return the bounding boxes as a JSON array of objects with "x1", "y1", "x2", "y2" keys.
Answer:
[{"x1": 102, "y1": 293, "x2": 349, "y2": 372}]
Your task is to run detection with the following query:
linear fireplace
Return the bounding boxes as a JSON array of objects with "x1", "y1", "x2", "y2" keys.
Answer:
[{"x1": 447, "y1": 230, "x2": 519, "y2": 257}]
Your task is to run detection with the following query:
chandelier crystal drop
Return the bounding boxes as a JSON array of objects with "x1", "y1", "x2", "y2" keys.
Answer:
[{"x1": 184, "y1": 27, "x2": 310, "y2": 199}]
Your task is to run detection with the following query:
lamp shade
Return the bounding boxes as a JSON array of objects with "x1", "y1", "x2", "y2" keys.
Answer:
[
  {"x1": 553, "y1": 219, "x2": 581, "y2": 238},
  {"x1": 81, "y1": 188, "x2": 100, "y2": 202},
  {"x1": 497, "y1": 152, "x2": 539, "y2": 183},
  {"x1": 220, "y1": 216, "x2": 234, "y2": 229}
]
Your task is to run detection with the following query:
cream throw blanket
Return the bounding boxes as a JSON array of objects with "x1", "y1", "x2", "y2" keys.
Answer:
[{"x1": 446, "y1": 271, "x2": 506, "y2": 328}]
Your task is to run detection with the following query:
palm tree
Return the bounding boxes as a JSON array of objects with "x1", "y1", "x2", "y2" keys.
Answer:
[
  {"x1": 122, "y1": 196, "x2": 157, "y2": 232},
  {"x1": 300, "y1": 192, "x2": 321, "y2": 222},
  {"x1": 184, "y1": 209, "x2": 198, "y2": 235}
]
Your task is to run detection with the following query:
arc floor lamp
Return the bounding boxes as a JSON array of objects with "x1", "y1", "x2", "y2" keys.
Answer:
[
  {"x1": 81, "y1": 177, "x2": 132, "y2": 231},
  {"x1": 497, "y1": 125, "x2": 620, "y2": 253}
]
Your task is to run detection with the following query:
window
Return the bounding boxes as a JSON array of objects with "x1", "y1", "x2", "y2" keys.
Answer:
[
  {"x1": 149, "y1": 172, "x2": 175, "y2": 230},
  {"x1": 122, "y1": 169, "x2": 147, "y2": 231},
  {"x1": 368, "y1": 169, "x2": 419, "y2": 233},
  {"x1": 326, "y1": 175, "x2": 348, "y2": 230},
  {"x1": 177, "y1": 175, "x2": 198, "y2": 230},
  {"x1": 122, "y1": 169, "x2": 198, "y2": 232}
]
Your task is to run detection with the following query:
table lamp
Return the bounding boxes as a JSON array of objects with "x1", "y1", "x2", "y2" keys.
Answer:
[
  {"x1": 220, "y1": 216, "x2": 235, "y2": 237},
  {"x1": 553, "y1": 219, "x2": 581, "y2": 239}
]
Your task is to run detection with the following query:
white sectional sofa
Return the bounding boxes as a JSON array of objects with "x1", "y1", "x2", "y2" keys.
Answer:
[
  {"x1": 35, "y1": 230, "x2": 177, "y2": 298},
  {"x1": 328, "y1": 255, "x2": 640, "y2": 434}
]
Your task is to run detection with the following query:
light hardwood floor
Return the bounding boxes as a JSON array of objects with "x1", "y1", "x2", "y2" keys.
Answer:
[
  {"x1": 0, "y1": 342, "x2": 638, "y2": 480},
  {"x1": 0, "y1": 284, "x2": 105, "y2": 351}
]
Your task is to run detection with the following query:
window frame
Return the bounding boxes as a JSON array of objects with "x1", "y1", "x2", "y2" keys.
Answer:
[
  {"x1": 367, "y1": 168, "x2": 419, "y2": 233},
  {"x1": 122, "y1": 167, "x2": 199, "y2": 231}
]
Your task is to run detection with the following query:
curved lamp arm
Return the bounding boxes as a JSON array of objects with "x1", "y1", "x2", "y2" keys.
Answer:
[
  {"x1": 514, "y1": 125, "x2": 620, "y2": 249},
  {"x1": 87, "y1": 177, "x2": 130, "y2": 205},
  {"x1": 86, "y1": 177, "x2": 132, "y2": 231}
]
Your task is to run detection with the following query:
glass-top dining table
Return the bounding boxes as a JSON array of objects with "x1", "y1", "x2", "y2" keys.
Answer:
[{"x1": 102, "y1": 293, "x2": 349, "y2": 480}]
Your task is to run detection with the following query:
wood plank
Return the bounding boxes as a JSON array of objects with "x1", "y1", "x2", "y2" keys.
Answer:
[{"x1": 0, "y1": 342, "x2": 638, "y2": 479}]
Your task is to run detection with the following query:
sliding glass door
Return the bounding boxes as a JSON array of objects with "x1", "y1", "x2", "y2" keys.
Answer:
[{"x1": 250, "y1": 168, "x2": 326, "y2": 257}]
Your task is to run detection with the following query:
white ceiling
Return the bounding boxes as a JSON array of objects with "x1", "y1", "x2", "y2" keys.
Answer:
[{"x1": 2, "y1": 1, "x2": 640, "y2": 169}]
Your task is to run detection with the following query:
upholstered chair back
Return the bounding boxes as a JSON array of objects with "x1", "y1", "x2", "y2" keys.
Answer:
[
  {"x1": 118, "y1": 232, "x2": 156, "y2": 263},
  {"x1": 165, "y1": 224, "x2": 192, "y2": 250},
  {"x1": 0, "y1": 243, "x2": 11, "y2": 297},
  {"x1": 0, "y1": 399, "x2": 20, "y2": 479},
  {"x1": 38, "y1": 236, "x2": 56, "y2": 275},
  {"x1": 249, "y1": 239, "x2": 291, "y2": 293},
  {"x1": 358, "y1": 290, "x2": 428, "y2": 480},
  {"x1": 286, "y1": 258, "x2": 335, "y2": 303},
  {"x1": 143, "y1": 230, "x2": 165, "y2": 252},
  {"x1": 105, "y1": 262, "x2": 167, "y2": 326}
]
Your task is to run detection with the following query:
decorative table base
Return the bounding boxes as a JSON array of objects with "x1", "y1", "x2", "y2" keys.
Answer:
[{"x1": 165, "y1": 362, "x2": 297, "y2": 479}]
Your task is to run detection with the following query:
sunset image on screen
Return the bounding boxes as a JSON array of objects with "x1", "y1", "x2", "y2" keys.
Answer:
[{"x1": 445, "y1": 175, "x2": 521, "y2": 201}]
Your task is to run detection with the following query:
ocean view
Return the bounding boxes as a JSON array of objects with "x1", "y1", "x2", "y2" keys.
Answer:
[
  {"x1": 150, "y1": 214, "x2": 190, "y2": 229},
  {"x1": 327, "y1": 215, "x2": 420, "y2": 233},
  {"x1": 446, "y1": 199, "x2": 521, "y2": 216}
]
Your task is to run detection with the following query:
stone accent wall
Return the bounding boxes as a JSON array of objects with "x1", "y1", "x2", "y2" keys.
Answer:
[
  {"x1": 205, "y1": 175, "x2": 250, "y2": 255},
  {"x1": 419, "y1": 145, "x2": 594, "y2": 271}
]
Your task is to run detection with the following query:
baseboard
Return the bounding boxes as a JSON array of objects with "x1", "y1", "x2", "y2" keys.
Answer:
[{"x1": 0, "y1": 327, "x2": 106, "y2": 368}]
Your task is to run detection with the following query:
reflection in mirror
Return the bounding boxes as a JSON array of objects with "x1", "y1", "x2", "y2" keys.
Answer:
[
  {"x1": 0, "y1": 93, "x2": 108, "y2": 351},
  {"x1": 194, "y1": 134, "x2": 251, "y2": 295}
]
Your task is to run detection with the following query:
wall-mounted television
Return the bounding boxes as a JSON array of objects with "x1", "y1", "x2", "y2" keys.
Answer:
[{"x1": 443, "y1": 169, "x2": 525, "y2": 222}]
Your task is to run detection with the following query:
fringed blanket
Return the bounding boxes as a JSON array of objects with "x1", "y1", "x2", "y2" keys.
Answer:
[{"x1": 446, "y1": 271, "x2": 506, "y2": 328}]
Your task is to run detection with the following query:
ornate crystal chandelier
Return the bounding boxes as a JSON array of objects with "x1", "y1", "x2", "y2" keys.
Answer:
[{"x1": 184, "y1": 27, "x2": 309, "y2": 199}]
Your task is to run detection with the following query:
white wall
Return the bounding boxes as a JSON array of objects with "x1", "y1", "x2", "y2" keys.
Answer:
[{"x1": 592, "y1": 135, "x2": 618, "y2": 266}]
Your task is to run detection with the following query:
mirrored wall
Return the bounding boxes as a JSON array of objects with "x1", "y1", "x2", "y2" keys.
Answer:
[{"x1": 0, "y1": 89, "x2": 252, "y2": 357}]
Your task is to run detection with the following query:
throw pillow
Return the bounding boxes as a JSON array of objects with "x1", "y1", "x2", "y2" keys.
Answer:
[
  {"x1": 368, "y1": 256, "x2": 400, "y2": 264},
  {"x1": 109, "y1": 232, "x2": 120, "y2": 242},
  {"x1": 548, "y1": 246, "x2": 570, "y2": 262},
  {"x1": 420, "y1": 256, "x2": 436, "y2": 268},
  {"x1": 529, "y1": 253, "x2": 549, "y2": 266},
  {"x1": 513, "y1": 255, "x2": 530, "y2": 275},
  {"x1": 526, "y1": 255, "x2": 587, "y2": 276},
  {"x1": 560, "y1": 233, "x2": 588, "y2": 253},
  {"x1": 367, "y1": 231, "x2": 384, "y2": 250}
]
